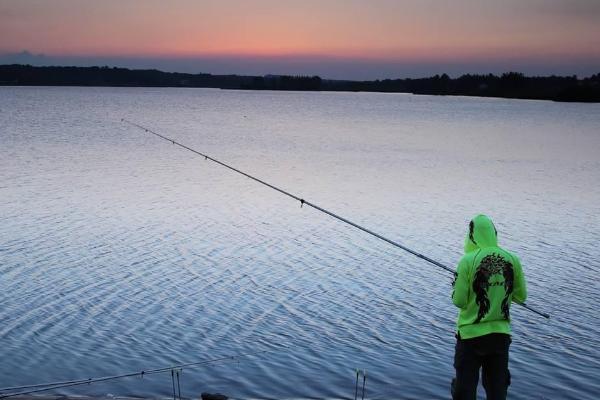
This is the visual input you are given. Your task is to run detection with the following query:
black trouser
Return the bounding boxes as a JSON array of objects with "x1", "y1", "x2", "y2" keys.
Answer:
[{"x1": 452, "y1": 333, "x2": 511, "y2": 400}]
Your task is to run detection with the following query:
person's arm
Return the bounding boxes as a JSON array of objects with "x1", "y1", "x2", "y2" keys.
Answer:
[
  {"x1": 512, "y1": 255, "x2": 527, "y2": 303},
  {"x1": 452, "y1": 257, "x2": 470, "y2": 309}
]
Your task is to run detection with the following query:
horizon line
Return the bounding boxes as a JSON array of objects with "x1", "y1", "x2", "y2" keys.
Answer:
[
  {"x1": 4, "y1": 63, "x2": 599, "y2": 81},
  {"x1": 2, "y1": 50, "x2": 599, "y2": 80}
]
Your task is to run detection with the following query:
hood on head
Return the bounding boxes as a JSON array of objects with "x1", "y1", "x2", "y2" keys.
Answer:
[{"x1": 464, "y1": 214, "x2": 498, "y2": 251}]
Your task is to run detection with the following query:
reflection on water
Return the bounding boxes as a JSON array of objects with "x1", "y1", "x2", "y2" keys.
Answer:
[{"x1": 1, "y1": 87, "x2": 599, "y2": 399}]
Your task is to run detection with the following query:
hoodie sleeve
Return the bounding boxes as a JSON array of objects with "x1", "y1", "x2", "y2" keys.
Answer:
[
  {"x1": 452, "y1": 256, "x2": 470, "y2": 309},
  {"x1": 512, "y1": 255, "x2": 527, "y2": 304}
]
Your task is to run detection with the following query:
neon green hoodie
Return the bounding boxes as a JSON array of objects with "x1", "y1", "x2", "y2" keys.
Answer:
[{"x1": 452, "y1": 214, "x2": 527, "y2": 339}]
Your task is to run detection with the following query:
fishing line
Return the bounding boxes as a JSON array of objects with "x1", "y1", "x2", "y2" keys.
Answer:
[{"x1": 121, "y1": 119, "x2": 549, "y2": 320}]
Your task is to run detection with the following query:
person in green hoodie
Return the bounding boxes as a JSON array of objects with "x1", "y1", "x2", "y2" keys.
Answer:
[{"x1": 451, "y1": 214, "x2": 527, "y2": 400}]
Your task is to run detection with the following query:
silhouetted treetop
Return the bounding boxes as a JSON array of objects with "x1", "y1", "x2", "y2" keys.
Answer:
[{"x1": 1, "y1": 64, "x2": 598, "y2": 102}]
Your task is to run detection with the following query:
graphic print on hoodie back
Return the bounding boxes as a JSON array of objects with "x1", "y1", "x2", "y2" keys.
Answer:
[{"x1": 452, "y1": 215, "x2": 527, "y2": 339}]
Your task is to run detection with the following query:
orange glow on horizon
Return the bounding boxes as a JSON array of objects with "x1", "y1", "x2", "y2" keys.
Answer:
[{"x1": 1, "y1": 0, "x2": 599, "y2": 67}]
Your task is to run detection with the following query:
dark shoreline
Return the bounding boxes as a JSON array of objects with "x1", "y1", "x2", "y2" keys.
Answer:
[{"x1": 1, "y1": 64, "x2": 599, "y2": 103}]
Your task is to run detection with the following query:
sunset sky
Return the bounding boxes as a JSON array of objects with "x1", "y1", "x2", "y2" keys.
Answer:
[{"x1": 1, "y1": 0, "x2": 599, "y2": 79}]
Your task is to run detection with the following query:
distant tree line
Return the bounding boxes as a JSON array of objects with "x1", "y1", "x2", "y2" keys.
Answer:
[
  {"x1": 243, "y1": 75, "x2": 322, "y2": 91},
  {"x1": 1, "y1": 64, "x2": 599, "y2": 102},
  {"x1": 322, "y1": 72, "x2": 600, "y2": 102},
  {"x1": 0, "y1": 65, "x2": 250, "y2": 88}
]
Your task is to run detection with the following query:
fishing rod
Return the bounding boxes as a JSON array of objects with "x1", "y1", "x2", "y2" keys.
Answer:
[
  {"x1": 121, "y1": 119, "x2": 550, "y2": 320},
  {"x1": 0, "y1": 348, "x2": 275, "y2": 399}
]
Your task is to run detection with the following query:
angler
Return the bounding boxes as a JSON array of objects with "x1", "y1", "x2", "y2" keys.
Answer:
[{"x1": 451, "y1": 214, "x2": 527, "y2": 400}]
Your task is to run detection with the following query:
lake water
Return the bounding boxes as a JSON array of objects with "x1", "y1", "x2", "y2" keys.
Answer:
[{"x1": 1, "y1": 87, "x2": 599, "y2": 399}]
